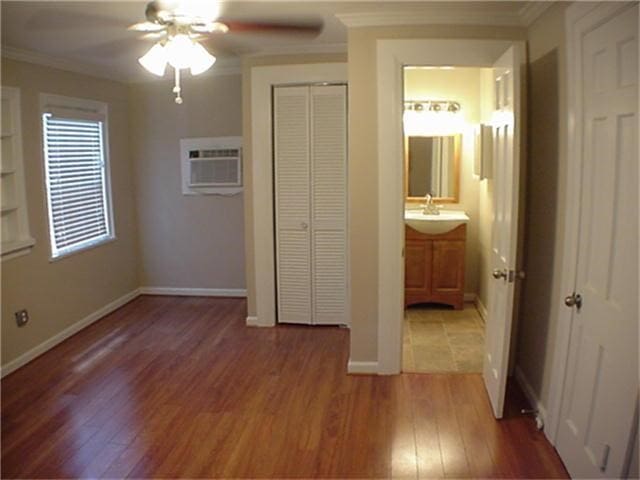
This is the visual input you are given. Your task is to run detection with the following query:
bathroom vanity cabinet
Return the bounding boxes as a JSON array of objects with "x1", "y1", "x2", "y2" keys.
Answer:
[{"x1": 405, "y1": 224, "x2": 466, "y2": 309}]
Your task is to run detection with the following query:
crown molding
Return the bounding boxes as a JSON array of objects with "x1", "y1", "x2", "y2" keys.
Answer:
[
  {"x1": 518, "y1": 1, "x2": 555, "y2": 27},
  {"x1": 242, "y1": 42, "x2": 347, "y2": 58},
  {"x1": 2, "y1": 45, "x2": 126, "y2": 83},
  {"x1": 336, "y1": 8, "x2": 524, "y2": 28}
]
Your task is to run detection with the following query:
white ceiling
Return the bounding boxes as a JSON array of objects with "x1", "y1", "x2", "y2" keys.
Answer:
[{"x1": 1, "y1": 1, "x2": 546, "y2": 82}]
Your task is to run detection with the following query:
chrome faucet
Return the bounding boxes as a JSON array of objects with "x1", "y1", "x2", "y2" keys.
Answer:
[{"x1": 423, "y1": 193, "x2": 440, "y2": 215}]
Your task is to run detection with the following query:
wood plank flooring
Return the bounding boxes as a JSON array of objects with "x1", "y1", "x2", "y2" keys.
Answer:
[{"x1": 1, "y1": 296, "x2": 568, "y2": 478}]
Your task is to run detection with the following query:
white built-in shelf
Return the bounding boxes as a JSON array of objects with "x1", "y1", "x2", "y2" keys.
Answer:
[{"x1": 1, "y1": 87, "x2": 33, "y2": 261}]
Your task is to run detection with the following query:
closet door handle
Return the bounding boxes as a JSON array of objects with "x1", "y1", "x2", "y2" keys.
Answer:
[{"x1": 300, "y1": 222, "x2": 308, "y2": 230}]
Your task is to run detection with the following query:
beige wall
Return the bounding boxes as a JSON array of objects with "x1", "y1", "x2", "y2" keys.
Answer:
[
  {"x1": 1, "y1": 58, "x2": 139, "y2": 365},
  {"x1": 241, "y1": 53, "x2": 348, "y2": 317},
  {"x1": 404, "y1": 67, "x2": 483, "y2": 295},
  {"x1": 516, "y1": 2, "x2": 570, "y2": 409},
  {"x1": 348, "y1": 26, "x2": 527, "y2": 362},
  {"x1": 129, "y1": 74, "x2": 245, "y2": 290}
]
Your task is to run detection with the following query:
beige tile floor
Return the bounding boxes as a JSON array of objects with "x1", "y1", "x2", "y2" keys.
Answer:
[{"x1": 403, "y1": 304, "x2": 485, "y2": 373}]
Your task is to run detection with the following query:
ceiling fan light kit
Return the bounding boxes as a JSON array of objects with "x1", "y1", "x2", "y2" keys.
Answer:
[{"x1": 132, "y1": 1, "x2": 323, "y2": 104}]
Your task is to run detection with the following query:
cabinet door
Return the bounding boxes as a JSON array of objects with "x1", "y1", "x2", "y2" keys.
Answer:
[
  {"x1": 405, "y1": 239, "x2": 432, "y2": 298},
  {"x1": 274, "y1": 86, "x2": 312, "y2": 324},
  {"x1": 432, "y1": 240, "x2": 465, "y2": 294}
]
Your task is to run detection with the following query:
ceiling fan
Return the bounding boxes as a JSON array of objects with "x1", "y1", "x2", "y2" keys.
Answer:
[{"x1": 129, "y1": 1, "x2": 323, "y2": 104}]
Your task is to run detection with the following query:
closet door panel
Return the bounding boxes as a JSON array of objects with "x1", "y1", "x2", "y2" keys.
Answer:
[
  {"x1": 274, "y1": 86, "x2": 311, "y2": 324},
  {"x1": 310, "y1": 85, "x2": 347, "y2": 325}
]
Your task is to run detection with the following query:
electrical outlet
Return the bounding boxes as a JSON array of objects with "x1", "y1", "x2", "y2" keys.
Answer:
[{"x1": 15, "y1": 309, "x2": 29, "y2": 327}]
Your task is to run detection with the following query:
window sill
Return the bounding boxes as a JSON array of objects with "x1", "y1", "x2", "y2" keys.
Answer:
[{"x1": 49, "y1": 235, "x2": 116, "y2": 262}]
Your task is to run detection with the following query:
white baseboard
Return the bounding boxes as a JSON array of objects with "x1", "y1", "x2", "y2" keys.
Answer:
[
  {"x1": 347, "y1": 360, "x2": 379, "y2": 374},
  {"x1": 1, "y1": 289, "x2": 141, "y2": 378},
  {"x1": 139, "y1": 287, "x2": 247, "y2": 298},
  {"x1": 246, "y1": 316, "x2": 275, "y2": 327},
  {"x1": 475, "y1": 295, "x2": 488, "y2": 323},
  {"x1": 515, "y1": 364, "x2": 548, "y2": 425},
  {"x1": 464, "y1": 292, "x2": 477, "y2": 303}
]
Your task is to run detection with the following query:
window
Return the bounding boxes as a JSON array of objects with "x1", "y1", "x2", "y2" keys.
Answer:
[{"x1": 41, "y1": 95, "x2": 114, "y2": 259}]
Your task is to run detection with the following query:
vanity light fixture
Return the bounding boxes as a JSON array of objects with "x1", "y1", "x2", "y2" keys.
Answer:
[
  {"x1": 138, "y1": 30, "x2": 216, "y2": 104},
  {"x1": 404, "y1": 100, "x2": 462, "y2": 113}
]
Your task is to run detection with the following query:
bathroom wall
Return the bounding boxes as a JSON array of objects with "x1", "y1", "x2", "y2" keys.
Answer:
[
  {"x1": 129, "y1": 73, "x2": 245, "y2": 291},
  {"x1": 403, "y1": 67, "x2": 484, "y2": 295},
  {"x1": 477, "y1": 68, "x2": 496, "y2": 315}
]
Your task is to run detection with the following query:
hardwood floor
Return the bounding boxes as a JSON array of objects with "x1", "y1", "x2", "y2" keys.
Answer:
[{"x1": 1, "y1": 296, "x2": 568, "y2": 479}]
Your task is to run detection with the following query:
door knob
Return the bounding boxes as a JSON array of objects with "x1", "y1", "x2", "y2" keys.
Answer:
[
  {"x1": 300, "y1": 222, "x2": 308, "y2": 230},
  {"x1": 492, "y1": 268, "x2": 507, "y2": 280},
  {"x1": 564, "y1": 292, "x2": 582, "y2": 309}
]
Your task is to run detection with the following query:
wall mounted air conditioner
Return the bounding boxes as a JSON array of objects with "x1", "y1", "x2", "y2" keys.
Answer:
[{"x1": 180, "y1": 136, "x2": 243, "y2": 195}]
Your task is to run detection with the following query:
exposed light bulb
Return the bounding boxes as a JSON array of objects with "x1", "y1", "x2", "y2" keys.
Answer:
[{"x1": 138, "y1": 43, "x2": 167, "y2": 76}]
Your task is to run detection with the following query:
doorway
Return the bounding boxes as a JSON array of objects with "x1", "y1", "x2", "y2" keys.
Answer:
[
  {"x1": 401, "y1": 66, "x2": 490, "y2": 374},
  {"x1": 376, "y1": 39, "x2": 525, "y2": 419}
]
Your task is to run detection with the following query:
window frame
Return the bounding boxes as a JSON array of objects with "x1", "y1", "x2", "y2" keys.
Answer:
[{"x1": 40, "y1": 94, "x2": 116, "y2": 261}]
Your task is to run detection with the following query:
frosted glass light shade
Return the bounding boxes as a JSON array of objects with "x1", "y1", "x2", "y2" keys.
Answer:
[
  {"x1": 189, "y1": 42, "x2": 216, "y2": 75},
  {"x1": 165, "y1": 34, "x2": 195, "y2": 69},
  {"x1": 138, "y1": 43, "x2": 167, "y2": 76}
]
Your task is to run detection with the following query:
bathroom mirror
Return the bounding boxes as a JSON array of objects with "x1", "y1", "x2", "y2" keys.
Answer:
[{"x1": 405, "y1": 134, "x2": 461, "y2": 203}]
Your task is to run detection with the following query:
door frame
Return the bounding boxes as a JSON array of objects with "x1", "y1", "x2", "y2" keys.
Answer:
[
  {"x1": 545, "y1": 0, "x2": 637, "y2": 445},
  {"x1": 249, "y1": 63, "x2": 348, "y2": 328},
  {"x1": 375, "y1": 39, "x2": 526, "y2": 374}
]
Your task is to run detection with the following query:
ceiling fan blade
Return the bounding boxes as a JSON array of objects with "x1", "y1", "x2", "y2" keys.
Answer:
[
  {"x1": 128, "y1": 21, "x2": 166, "y2": 32},
  {"x1": 221, "y1": 19, "x2": 323, "y2": 37},
  {"x1": 190, "y1": 21, "x2": 229, "y2": 34}
]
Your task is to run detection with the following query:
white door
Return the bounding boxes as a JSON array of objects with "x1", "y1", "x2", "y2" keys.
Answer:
[
  {"x1": 310, "y1": 85, "x2": 348, "y2": 325},
  {"x1": 555, "y1": 4, "x2": 638, "y2": 478},
  {"x1": 274, "y1": 86, "x2": 312, "y2": 324},
  {"x1": 483, "y1": 45, "x2": 524, "y2": 419},
  {"x1": 274, "y1": 85, "x2": 348, "y2": 326}
]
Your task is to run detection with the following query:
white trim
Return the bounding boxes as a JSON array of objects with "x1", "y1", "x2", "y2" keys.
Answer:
[
  {"x1": 2, "y1": 46, "x2": 123, "y2": 82},
  {"x1": 1, "y1": 289, "x2": 140, "y2": 378},
  {"x1": 139, "y1": 287, "x2": 247, "y2": 297},
  {"x1": 376, "y1": 39, "x2": 524, "y2": 375},
  {"x1": 337, "y1": 8, "x2": 523, "y2": 28},
  {"x1": 545, "y1": 1, "x2": 632, "y2": 446},
  {"x1": 245, "y1": 315, "x2": 273, "y2": 327},
  {"x1": 249, "y1": 63, "x2": 348, "y2": 329},
  {"x1": 515, "y1": 364, "x2": 548, "y2": 425},
  {"x1": 475, "y1": 295, "x2": 489, "y2": 323},
  {"x1": 347, "y1": 360, "x2": 379, "y2": 374},
  {"x1": 518, "y1": 2, "x2": 555, "y2": 27}
]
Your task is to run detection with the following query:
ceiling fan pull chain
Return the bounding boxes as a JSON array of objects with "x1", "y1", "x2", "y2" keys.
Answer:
[{"x1": 173, "y1": 68, "x2": 183, "y2": 104}]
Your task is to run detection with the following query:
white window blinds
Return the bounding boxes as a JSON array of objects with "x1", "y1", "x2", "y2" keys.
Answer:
[{"x1": 42, "y1": 111, "x2": 113, "y2": 258}]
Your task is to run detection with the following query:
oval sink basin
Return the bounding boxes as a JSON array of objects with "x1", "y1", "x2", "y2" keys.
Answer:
[{"x1": 404, "y1": 209, "x2": 470, "y2": 235}]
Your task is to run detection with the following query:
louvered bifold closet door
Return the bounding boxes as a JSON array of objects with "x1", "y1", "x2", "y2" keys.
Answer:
[
  {"x1": 310, "y1": 85, "x2": 347, "y2": 325},
  {"x1": 274, "y1": 86, "x2": 312, "y2": 324}
]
